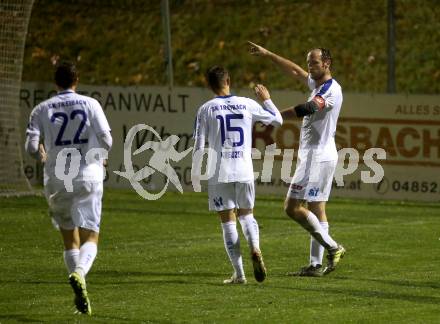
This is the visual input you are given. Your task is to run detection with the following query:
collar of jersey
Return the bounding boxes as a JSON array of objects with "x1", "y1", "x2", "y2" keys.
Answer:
[
  {"x1": 316, "y1": 78, "x2": 333, "y2": 89},
  {"x1": 57, "y1": 89, "x2": 75, "y2": 95},
  {"x1": 216, "y1": 94, "x2": 234, "y2": 99}
]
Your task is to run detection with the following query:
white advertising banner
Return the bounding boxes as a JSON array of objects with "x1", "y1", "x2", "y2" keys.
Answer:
[{"x1": 19, "y1": 83, "x2": 440, "y2": 202}]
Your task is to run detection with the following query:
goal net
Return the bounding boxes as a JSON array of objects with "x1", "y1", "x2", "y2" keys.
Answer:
[{"x1": 0, "y1": 0, "x2": 35, "y2": 196}]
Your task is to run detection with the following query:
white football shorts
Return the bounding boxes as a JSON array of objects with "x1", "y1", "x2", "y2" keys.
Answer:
[
  {"x1": 208, "y1": 182, "x2": 255, "y2": 212},
  {"x1": 44, "y1": 180, "x2": 103, "y2": 232},
  {"x1": 287, "y1": 157, "x2": 337, "y2": 202}
]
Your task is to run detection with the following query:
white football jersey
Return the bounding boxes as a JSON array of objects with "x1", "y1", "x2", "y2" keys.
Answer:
[
  {"x1": 193, "y1": 95, "x2": 282, "y2": 184},
  {"x1": 299, "y1": 76, "x2": 343, "y2": 161},
  {"x1": 26, "y1": 90, "x2": 111, "y2": 184}
]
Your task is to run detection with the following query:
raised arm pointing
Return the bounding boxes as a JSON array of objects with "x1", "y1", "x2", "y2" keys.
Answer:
[{"x1": 248, "y1": 41, "x2": 308, "y2": 86}]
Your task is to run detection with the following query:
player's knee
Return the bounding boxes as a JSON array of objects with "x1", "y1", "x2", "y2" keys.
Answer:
[
  {"x1": 78, "y1": 227, "x2": 99, "y2": 244},
  {"x1": 284, "y1": 200, "x2": 302, "y2": 221},
  {"x1": 63, "y1": 240, "x2": 79, "y2": 250},
  {"x1": 283, "y1": 202, "x2": 293, "y2": 218}
]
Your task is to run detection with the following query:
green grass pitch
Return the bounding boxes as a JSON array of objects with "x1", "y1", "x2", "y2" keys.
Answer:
[{"x1": 1, "y1": 189, "x2": 440, "y2": 323}]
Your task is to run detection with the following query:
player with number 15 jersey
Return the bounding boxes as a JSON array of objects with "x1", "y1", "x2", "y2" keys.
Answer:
[
  {"x1": 193, "y1": 86, "x2": 282, "y2": 187},
  {"x1": 192, "y1": 66, "x2": 282, "y2": 285}
]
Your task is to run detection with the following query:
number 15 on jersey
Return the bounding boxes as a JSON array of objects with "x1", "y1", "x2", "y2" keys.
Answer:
[{"x1": 216, "y1": 113, "x2": 244, "y2": 147}]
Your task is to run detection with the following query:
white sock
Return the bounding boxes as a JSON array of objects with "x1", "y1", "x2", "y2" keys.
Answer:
[
  {"x1": 299, "y1": 211, "x2": 337, "y2": 250},
  {"x1": 63, "y1": 249, "x2": 79, "y2": 274},
  {"x1": 75, "y1": 242, "x2": 98, "y2": 278},
  {"x1": 221, "y1": 221, "x2": 245, "y2": 279},
  {"x1": 310, "y1": 222, "x2": 328, "y2": 266},
  {"x1": 238, "y1": 214, "x2": 260, "y2": 252}
]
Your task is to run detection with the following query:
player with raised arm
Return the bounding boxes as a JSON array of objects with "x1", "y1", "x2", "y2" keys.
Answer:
[
  {"x1": 25, "y1": 61, "x2": 112, "y2": 314},
  {"x1": 192, "y1": 66, "x2": 283, "y2": 284},
  {"x1": 248, "y1": 42, "x2": 345, "y2": 277}
]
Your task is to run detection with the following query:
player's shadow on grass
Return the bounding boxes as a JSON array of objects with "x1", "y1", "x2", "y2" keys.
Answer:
[
  {"x1": 2, "y1": 313, "x2": 150, "y2": 323},
  {"x1": 93, "y1": 269, "x2": 223, "y2": 278},
  {"x1": 0, "y1": 314, "x2": 41, "y2": 322},
  {"x1": 271, "y1": 282, "x2": 440, "y2": 305},
  {"x1": 358, "y1": 277, "x2": 440, "y2": 290},
  {"x1": 91, "y1": 269, "x2": 224, "y2": 285},
  {"x1": 0, "y1": 279, "x2": 65, "y2": 285},
  {"x1": 108, "y1": 206, "x2": 193, "y2": 217}
]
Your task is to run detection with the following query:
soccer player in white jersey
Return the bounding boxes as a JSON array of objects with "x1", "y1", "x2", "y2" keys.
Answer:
[
  {"x1": 249, "y1": 42, "x2": 345, "y2": 277},
  {"x1": 25, "y1": 62, "x2": 112, "y2": 314},
  {"x1": 192, "y1": 66, "x2": 283, "y2": 284}
]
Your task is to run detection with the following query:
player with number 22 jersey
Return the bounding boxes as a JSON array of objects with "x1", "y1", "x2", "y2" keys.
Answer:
[
  {"x1": 26, "y1": 89, "x2": 111, "y2": 184},
  {"x1": 25, "y1": 61, "x2": 112, "y2": 315}
]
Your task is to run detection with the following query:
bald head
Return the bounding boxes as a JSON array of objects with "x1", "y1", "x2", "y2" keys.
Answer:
[
  {"x1": 307, "y1": 48, "x2": 332, "y2": 81},
  {"x1": 308, "y1": 48, "x2": 332, "y2": 67}
]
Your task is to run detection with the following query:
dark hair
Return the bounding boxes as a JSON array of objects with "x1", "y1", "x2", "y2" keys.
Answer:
[
  {"x1": 318, "y1": 48, "x2": 332, "y2": 68},
  {"x1": 54, "y1": 61, "x2": 78, "y2": 89},
  {"x1": 205, "y1": 66, "x2": 229, "y2": 91}
]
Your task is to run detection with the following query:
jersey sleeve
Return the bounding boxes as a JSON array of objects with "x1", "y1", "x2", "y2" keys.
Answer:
[
  {"x1": 310, "y1": 79, "x2": 336, "y2": 112},
  {"x1": 25, "y1": 105, "x2": 42, "y2": 155},
  {"x1": 250, "y1": 99, "x2": 282, "y2": 126},
  {"x1": 89, "y1": 99, "x2": 111, "y2": 136},
  {"x1": 192, "y1": 104, "x2": 208, "y2": 152},
  {"x1": 26, "y1": 105, "x2": 42, "y2": 138}
]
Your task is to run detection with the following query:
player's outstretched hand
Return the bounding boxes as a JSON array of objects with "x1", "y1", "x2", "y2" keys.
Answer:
[
  {"x1": 248, "y1": 41, "x2": 269, "y2": 56},
  {"x1": 254, "y1": 84, "x2": 270, "y2": 101}
]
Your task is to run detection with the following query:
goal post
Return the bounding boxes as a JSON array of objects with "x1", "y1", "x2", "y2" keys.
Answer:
[{"x1": 0, "y1": 0, "x2": 35, "y2": 196}]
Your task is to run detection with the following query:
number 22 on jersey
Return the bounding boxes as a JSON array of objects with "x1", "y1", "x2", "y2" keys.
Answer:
[{"x1": 50, "y1": 109, "x2": 88, "y2": 146}]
